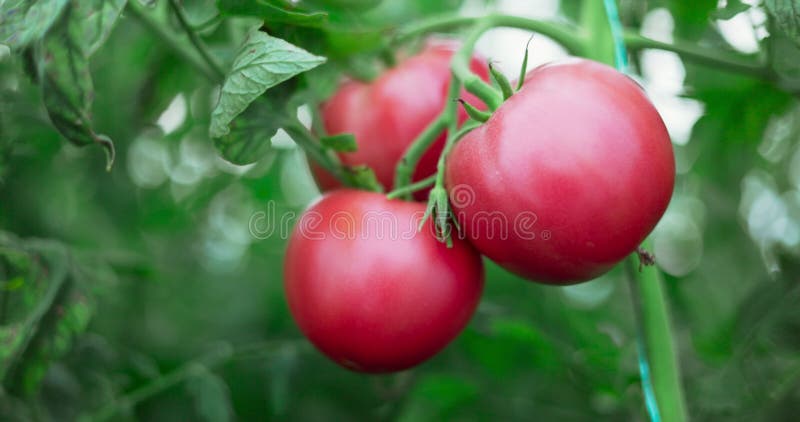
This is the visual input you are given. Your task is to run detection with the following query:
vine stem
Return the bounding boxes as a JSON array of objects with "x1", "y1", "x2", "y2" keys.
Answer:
[
  {"x1": 283, "y1": 122, "x2": 353, "y2": 187},
  {"x1": 394, "y1": 21, "x2": 499, "y2": 196},
  {"x1": 602, "y1": 0, "x2": 687, "y2": 420},
  {"x1": 392, "y1": 83, "x2": 460, "y2": 199},
  {"x1": 125, "y1": 1, "x2": 220, "y2": 83},
  {"x1": 394, "y1": 14, "x2": 586, "y2": 56},
  {"x1": 83, "y1": 341, "x2": 306, "y2": 422},
  {"x1": 393, "y1": 13, "x2": 771, "y2": 82},
  {"x1": 626, "y1": 246, "x2": 688, "y2": 422},
  {"x1": 167, "y1": 0, "x2": 226, "y2": 82},
  {"x1": 386, "y1": 175, "x2": 436, "y2": 200},
  {"x1": 451, "y1": 20, "x2": 503, "y2": 110},
  {"x1": 623, "y1": 31, "x2": 771, "y2": 79}
]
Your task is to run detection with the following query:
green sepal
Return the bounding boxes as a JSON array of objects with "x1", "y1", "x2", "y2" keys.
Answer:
[
  {"x1": 516, "y1": 35, "x2": 534, "y2": 91},
  {"x1": 457, "y1": 99, "x2": 491, "y2": 123},
  {"x1": 489, "y1": 63, "x2": 514, "y2": 100}
]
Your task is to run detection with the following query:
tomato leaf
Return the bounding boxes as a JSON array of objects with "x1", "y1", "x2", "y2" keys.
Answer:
[
  {"x1": 0, "y1": 0, "x2": 69, "y2": 51},
  {"x1": 766, "y1": 0, "x2": 800, "y2": 46},
  {"x1": 661, "y1": 0, "x2": 718, "y2": 39},
  {"x1": 36, "y1": 0, "x2": 125, "y2": 171},
  {"x1": 320, "y1": 133, "x2": 357, "y2": 152},
  {"x1": 217, "y1": 0, "x2": 327, "y2": 27},
  {"x1": 0, "y1": 235, "x2": 93, "y2": 396},
  {"x1": 209, "y1": 31, "x2": 325, "y2": 139},
  {"x1": 213, "y1": 99, "x2": 282, "y2": 165},
  {"x1": 71, "y1": 0, "x2": 127, "y2": 57}
]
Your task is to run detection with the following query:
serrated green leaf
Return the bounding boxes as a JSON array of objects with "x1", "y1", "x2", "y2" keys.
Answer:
[
  {"x1": 713, "y1": 0, "x2": 751, "y2": 20},
  {"x1": 0, "y1": 0, "x2": 70, "y2": 51},
  {"x1": 214, "y1": 98, "x2": 282, "y2": 165},
  {"x1": 209, "y1": 31, "x2": 325, "y2": 139},
  {"x1": 320, "y1": 133, "x2": 356, "y2": 152},
  {"x1": 766, "y1": 0, "x2": 800, "y2": 46},
  {"x1": 217, "y1": 0, "x2": 327, "y2": 26},
  {"x1": 36, "y1": 1, "x2": 119, "y2": 170},
  {"x1": 38, "y1": 22, "x2": 114, "y2": 168}
]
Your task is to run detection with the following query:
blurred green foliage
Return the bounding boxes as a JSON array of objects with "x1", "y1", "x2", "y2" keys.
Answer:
[{"x1": 1, "y1": 0, "x2": 800, "y2": 420}]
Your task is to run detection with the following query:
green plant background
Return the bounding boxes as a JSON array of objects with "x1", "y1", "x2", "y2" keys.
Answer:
[{"x1": 1, "y1": 0, "x2": 800, "y2": 420}]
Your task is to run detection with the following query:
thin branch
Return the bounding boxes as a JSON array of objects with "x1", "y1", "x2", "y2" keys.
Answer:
[
  {"x1": 125, "y1": 1, "x2": 219, "y2": 83},
  {"x1": 386, "y1": 175, "x2": 436, "y2": 200},
  {"x1": 626, "y1": 242, "x2": 688, "y2": 422},
  {"x1": 167, "y1": 0, "x2": 226, "y2": 82}
]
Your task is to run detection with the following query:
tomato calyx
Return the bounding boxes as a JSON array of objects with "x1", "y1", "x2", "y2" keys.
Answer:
[
  {"x1": 488, "y1": 62, "x2": 514, "y2": 100},
  {"x1": 457, "y1": 99, "x2": 491, "y2": 123}
]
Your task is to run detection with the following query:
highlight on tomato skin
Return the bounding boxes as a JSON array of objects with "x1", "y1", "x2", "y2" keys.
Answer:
[
  {"x1": 311, "y1": 41, "x2": 491, "y2": 200},
  {"x1": 283, "y1": 190, "x2": 485, "y2": 373},
  {"x1": 445, "y1": 58, "x2": 675, "y2": 285}
]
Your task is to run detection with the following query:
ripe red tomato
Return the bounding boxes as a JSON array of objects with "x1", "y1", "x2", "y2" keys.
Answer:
[
  {"x1": 314, "y1": 42, "x2": 490, "y2": 199},
  {"x1": 283, "y1": 190, "x2": 484, "y2": 372},
  {"x1": 445, "y1": 59, "x2": 675, "y2": 284}
]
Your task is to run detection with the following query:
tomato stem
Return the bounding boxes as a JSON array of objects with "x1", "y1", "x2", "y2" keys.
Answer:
[
  {"x1": 166, "y1": 0, "x2": 226, "y2": 82},
  {"x1": 394, "y1": 14, "x2": 586, "y2": 56},
  {"x1": 84, "y1": 341, "x2": 307, "y2": 421},
  {"x1": 126, "y1": 1, "x2": 221, "y2": 84},
  {"x1": 392, "y1": 80, "x2": 458, "y2": 200},
  {"x1": 386, "y1": 175, "x2": 436, "y2": 200},
  {"x1": 393, "y1": 13, "x2": 774, "y2": 84},
  {"x1": 626, "y1": 246, "x2": 688, "y2": 422},
  {"x1": 451, "y1": 21, "x2": 504, "y2": 111},
  {"x1": 284, "y1": 122, "x2": 357, "y2": 188},
  {"x1": 623, "y1": 31, "x2": 772, "y2": 79},
  {"x1": 602, "y1": 1, "x2": 688, "y2": 419}
]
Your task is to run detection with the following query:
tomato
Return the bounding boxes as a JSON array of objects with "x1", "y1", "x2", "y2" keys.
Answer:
[
  {"x1": 314, "y1": 43, "x2": 490, "y2": 199},
  {"x1": 445, "y1": 59, "x2": 675, "y2": 284},
  {"x1": 283, "y1": 190, "x2": 484, "y2": 372}
]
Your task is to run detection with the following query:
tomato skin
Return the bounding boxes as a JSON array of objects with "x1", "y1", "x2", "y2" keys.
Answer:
[
  {"x1": 283, "y1": 190, "x2": 484, "y2": 373},
  {"x1": 314, "y1": 43, "x2": 490, "y2": 199},
  {"x1": 445, "y1": 59, "x2": 675, "y2": 284}
]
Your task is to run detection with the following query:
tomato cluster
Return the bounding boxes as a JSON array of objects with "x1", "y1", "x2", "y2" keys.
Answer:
[{"x1": 284, "y1": 49, "x2": 674, "y2": 372}]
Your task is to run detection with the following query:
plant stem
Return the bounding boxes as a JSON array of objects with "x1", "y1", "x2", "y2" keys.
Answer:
[
  {"x1": 392, "y1": 85, "x2": 459, "y2": 199},
  {"x1": 452, "y1": 21, "x2": 503, "y2": 111},
  {"x1": 394, "y1": 14, "x2": 586, "y2": 56},
  {"x1": 386, "y1": 175, "x2": 436, "y2": 200},
  {"x1": 126, "y1": 1, "x2": 220, "y2": 83},
  {"x1": 283, "y1": 121, "x2": 353, "y2": 187},
  {"x1": 599, "y1": 0, "x2": 687, "y2": 417},
  {"x1": 626, "y1": 242, "x2": 688, "y2": 422},
  {"x1": 624, "y1": 31, "x2": 771, "y2": 79},
  {"x1": 167, "y1": 0, "x2": 226, "y2": 82},
  {"x1": 394, "y1": 13, "x2": 773, "y2": 82},
  {"x1": 85, "y1": 344, "x2": 233, "y2": 422}
]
